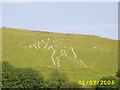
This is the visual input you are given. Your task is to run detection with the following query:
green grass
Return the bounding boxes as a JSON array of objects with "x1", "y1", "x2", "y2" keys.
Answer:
[{"x1": 2, "y1": 27, "x2": 118, "y2": 82}]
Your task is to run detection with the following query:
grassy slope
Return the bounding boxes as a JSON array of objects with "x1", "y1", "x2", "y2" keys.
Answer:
[{"x1": 2, "y1": 28, "x2": 118, "y2": 82}]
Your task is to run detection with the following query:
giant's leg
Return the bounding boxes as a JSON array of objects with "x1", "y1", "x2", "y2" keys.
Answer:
[{"x1": 51, "y1": 48, "x2": 56, "y2": 66}]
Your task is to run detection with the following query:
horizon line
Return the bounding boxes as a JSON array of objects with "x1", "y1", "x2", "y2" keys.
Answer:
[{"x1": 1, "y1": 27, "x2": 118, "y2": 41}]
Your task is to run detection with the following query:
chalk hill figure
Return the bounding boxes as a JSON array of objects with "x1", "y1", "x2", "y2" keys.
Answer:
[{"x1": 25, "y1": 38, "x2": 86, "y2": 67}]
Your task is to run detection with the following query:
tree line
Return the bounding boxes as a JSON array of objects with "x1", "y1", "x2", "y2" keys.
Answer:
[{"x1": 1, "y1": 61, "x2": 120, "y2": 89}]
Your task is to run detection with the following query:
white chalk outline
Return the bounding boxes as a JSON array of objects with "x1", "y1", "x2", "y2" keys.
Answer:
[
  {"x1": 26, "y1": 38, "x2": 87, "y2": 67},
  {"x1": 71, "y1": 47, "x2": 76, "y2": 59},
  {"x1": 50, "y1": 46, "x2": 56, "y2": 65},
  {"x1": 60, "y1": 50, "x2": 63, "y2": 54},
  {"x1": 48, "y1": 38, "x2": 50, "y2": 42},
  {"x1": 42, "y1": 40, "x2": 44, "y2": 42},
  {"x1": 33, "y1": 44, "x2": 38, "y2": 49},
  {"x1": 56, "y1": 53, "x2": 65, "y2": 67},
  {"x1": 47, "y1": 46, "x2": 51, "y2": 50},
  {"x1": 44, "y1": 43, "x2": 48, "y2": 48},
  {"x1": 37, "y1": 42, "x2": 41, "y2": 48}
]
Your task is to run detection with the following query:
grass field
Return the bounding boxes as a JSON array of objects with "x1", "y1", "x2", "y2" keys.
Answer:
[{"x1": 2, "y1": 27, "x2": 118, "y2": 82}]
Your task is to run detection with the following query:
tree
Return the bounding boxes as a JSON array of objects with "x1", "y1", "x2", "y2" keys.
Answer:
[
  {"x1": 2, "y1": 61, "x2": 45, "y2": 88},
  {"x1": 46, "y1": 70, "x2": 69, "y2": 89}
]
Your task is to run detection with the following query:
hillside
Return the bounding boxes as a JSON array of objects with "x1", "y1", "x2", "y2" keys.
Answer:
[{"x1": 2, "y1": 27, "x2": 118, "y2": 82}]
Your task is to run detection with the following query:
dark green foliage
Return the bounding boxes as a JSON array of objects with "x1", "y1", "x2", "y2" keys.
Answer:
[
  {"x1": 3, "y1": 61, "x2": 120, "y2": 89},
  {"x1": 45, "y1": 70, "x2": 82, "y2": 88},
  {"x1": 46, "y1": 70, "x2": 69, "y2": 89},
  {"x1": 2, "y1": 62, "x2": 82, "y2": 89},
  {"x1": 64, "y1": 82, "x2": 81, "y2": 88},
  {"x1": 116, "y1": 71, "x2": 120, "y2": 78},
  {"x1": 118, "y1": 78, "x2": 120, "y2": 89},
  {"x1": 95, "y1": 76, "x2": 119, "y2": 90},
  {"x1": 2, "y1": 61, "x2": 44, "y2": 88},
  {"x1": 2, "y1": 62, "x2": 14, "y2": 71}
]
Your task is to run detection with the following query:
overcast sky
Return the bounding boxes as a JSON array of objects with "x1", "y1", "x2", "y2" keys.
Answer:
[{"x1": 2, "y1": 2, "x2": 118, "y2": 40}]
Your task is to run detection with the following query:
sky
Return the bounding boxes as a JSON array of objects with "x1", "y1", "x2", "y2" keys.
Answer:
[
  {"x1": 1, "y1": 0, "x2": 119, "y2": 2},
  {"x1": 1, "y1": 2, "x2": 118, "y2": 40}
]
